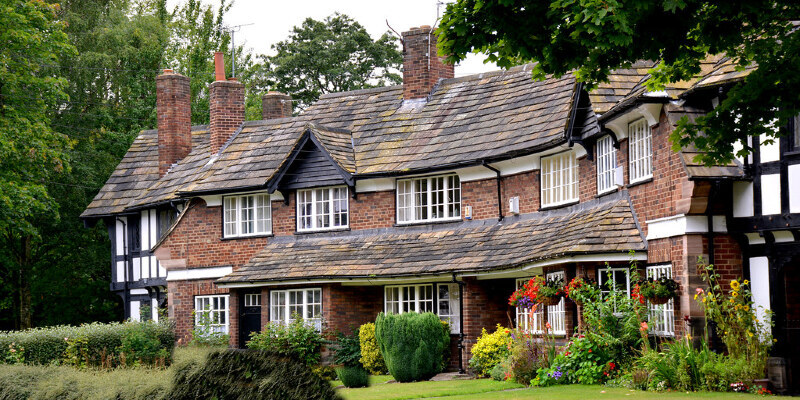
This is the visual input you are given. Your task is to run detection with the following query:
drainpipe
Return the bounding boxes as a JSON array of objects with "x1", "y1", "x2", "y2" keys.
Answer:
[
  {"x1": 453, "y1": 273, "x2": 466, "y2": 374},
  {"x1": 481, "y1": 161, "x2": 503, "y2": 221}
]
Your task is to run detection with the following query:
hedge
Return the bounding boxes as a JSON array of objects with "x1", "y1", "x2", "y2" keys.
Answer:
[
  {"x1": 0, "y1": 321, "x2": 175, "y2": 367},
  {"x1": 374, "y1": 312, "x2": 450, "y2": 382}
]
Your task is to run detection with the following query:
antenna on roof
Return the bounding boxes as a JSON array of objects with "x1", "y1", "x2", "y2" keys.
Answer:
[
  {"x1": 218, "y1": 23, "x2": 254, "y2": 78},
  {"x1": 386, "y1": 19, "x2": 403, "y2": 43}
]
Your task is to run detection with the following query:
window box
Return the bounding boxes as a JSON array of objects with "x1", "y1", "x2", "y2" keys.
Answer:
[
  {"x1": 397, "y1": 175, "x2": 461, "y2": 224},
  {"x1": 223, "y1": 193, "x2": 271, "y2": 238},
  {"x1": 297, "y1": 186, "x2": 349, "y2": 232},
  {"x1": 541, "y1": 151, "x2": 578, "y2": 208}
]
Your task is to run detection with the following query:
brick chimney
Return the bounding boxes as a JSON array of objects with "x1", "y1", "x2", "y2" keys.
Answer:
[
  {"x1": 401, "y1": 25, "x2": 454, "y2": 100},
  {"x1": 262, "y1": 91, "x2": 293, "y2": 119},
  {"x1": 156, "y1": 69, "x2": 192, "y2": 177},
  {"x1": 209, "y1": 52, "x2": 245, "y2": 153}
]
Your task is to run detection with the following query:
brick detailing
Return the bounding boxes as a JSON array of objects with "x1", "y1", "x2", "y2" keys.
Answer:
[
  {"x1": 401, "y1": 26, "x2": 454, "y2": 100},
  {"x1": 168, "y1": 278, "x2": 230, "y2": 345},
  {"x1": 209, "y1": 80, "x2": 245, "y2": 154},
  {"x1": 350, "y1": 190, "x2": 395, "y2": 230},
  {"x1": 262, "y1": 92, "x2": 293, "y2": 120},
  {"x1": 156, "y1": 71, "x2": 191, "y2": 177}
]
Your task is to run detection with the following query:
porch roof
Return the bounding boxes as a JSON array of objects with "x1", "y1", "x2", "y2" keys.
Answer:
[{"x1": 217, "y1": 193, "x2": 646, "y2": 284}]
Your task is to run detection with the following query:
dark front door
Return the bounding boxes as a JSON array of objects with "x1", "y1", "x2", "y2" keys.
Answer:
[
  {"x1": 780, "y1": 258, "x2": 800, "y2": 393},
  {"x1": 239, "y1": 291, "x2": 262, "y2": 348}
]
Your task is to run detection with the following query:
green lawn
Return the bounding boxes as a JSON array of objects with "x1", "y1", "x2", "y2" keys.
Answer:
[{"x1": 335, "y1": 379, "x2": 763, "y2": 400}]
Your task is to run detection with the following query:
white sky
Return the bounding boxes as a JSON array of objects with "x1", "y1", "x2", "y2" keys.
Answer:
[{"x1": 167, "y1": 0, "x2": 498, "y2": 77}]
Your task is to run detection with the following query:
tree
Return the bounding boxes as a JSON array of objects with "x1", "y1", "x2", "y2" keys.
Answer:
[
  {"x1": 437, "y1": 1, "x2": 800, "y2": 165},
  {"x1": 265, "y1": 13, "x2": 402, "y2": 109},
  {"x1": 0, "y1": 0, "x2": 76, "y2": 329}
]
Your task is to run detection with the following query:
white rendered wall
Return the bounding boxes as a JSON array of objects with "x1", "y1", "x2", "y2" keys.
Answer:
[
  {"x1": 761, "y1": 174, "x2": 781, "y2": 215},
  {"x1": 749, "y1": 257, "x2": 771, "y2": 331},
  {"x1": 733, "y1": 181, "x2": 754, "y2": 218},
  {"x1": 790, "y1": 164, "x2": 800, "y2": 214}
]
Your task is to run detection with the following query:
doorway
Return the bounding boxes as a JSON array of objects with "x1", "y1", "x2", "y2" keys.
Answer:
[{"x1": 239, "y1": 291, "x2": 262, "y2": 348}]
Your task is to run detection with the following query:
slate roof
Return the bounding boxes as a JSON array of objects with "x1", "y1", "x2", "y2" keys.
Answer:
[
  {"x1": 218, "y1": 194, "x2": 645, "y2": 283},
  {"x1": 81, "y1": 126, "x2": 209, "y2": 217},
  {"x1": 589, "y1": 60, "x2": 656, "y2": 115}
]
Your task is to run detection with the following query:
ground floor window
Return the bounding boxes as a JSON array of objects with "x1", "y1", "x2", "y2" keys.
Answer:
[
  {"x1": 270, "y1": 288, "x2": 322, "y2": 331},
  {"x1": 646, "y1": 264, "x2": 675, "y2": 336},
  {"x1": 516, "y1": 278, "x2": 544, "y2": 334},
  {"x1": 384, "y1": 283, "x2": 461, "y2": 334},
  {"x1": 515, "y1": 273, "x2": 566, "y2": 335},
  {"x1": 195, "y1": 295, "x2": 229, "y2": 334},
  {"x1": 598, "y1": 266, "x2": 631, "y2": 312},
  {"x1": 546, "y1": 271, "x2": 566, "y2": 335}
]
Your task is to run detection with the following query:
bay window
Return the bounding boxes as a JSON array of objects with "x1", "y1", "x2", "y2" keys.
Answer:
[
  {"x1": 297, "y1": 186, "x2": 349, "y2": 231},
  {"x1": 541, "y1": 151, "x2": 578, "y2": 207},
  {"x1": 628, "y1": 119, "x2": 652, "y2": 183},
  {"x1": 596, "y1": 135, "x2": 617, "y2": 194},
  {"x1": 270, "y1": 288, "x2": 322, "y2": 331},
  {"x1": 397, "y1": 175, "x2": 461, "y2": 223},
  {"x1": 223, "y1": 193, "x2": 271, "y2": 238}
]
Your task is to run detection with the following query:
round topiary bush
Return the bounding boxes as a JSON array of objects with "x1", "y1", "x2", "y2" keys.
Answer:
[
  {"x1": 170, "y1": 349, "x2": 339, "y2": 400},
  {"x1": 374, "y1": 312, "x2": 450, "y2": 382},
  {"x1": 335, "y1": 365, "x2": 369, "y2": 388}
]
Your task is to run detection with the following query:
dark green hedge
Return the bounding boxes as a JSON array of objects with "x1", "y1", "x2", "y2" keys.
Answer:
[
  {"x1": 335, "y1": 365, "x2": 369, "y2": 388},
  {"x1": 374, "y1": 312, "x2": 450, "y2": 382},
  {"x1": 0, "y1": 321, "x2": 175, "y2": 366},
  {"x1": 170, "y1": 349, "x2": 339, "y2": 400}
]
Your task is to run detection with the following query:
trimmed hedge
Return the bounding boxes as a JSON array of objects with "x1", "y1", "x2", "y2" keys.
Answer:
[
  {"x1": 374, "y1": 312, "x2": 450, "y2": 382},
  {"x1": 335, "y1": 365, "x2": 369, "y2": 388},
  {"x1": 0, "y1": 321, "x2": 175, "y2": 367},
  {"x1": 170, "y1": 349, "x2": 339, "y2": 400}
]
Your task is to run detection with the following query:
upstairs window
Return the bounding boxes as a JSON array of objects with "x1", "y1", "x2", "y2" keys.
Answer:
[
  {"x1": 397, "y1": 175, "x2": 461, "y2": 223},
  {"x1": 296, "y1": 186, "x2": 349, "y2": 232},
  {"x1": 628, "y1": 119, "x2": 652, "y2": 183},
  {"x1": 223, "y1": 193, "x2": 271, "y2": 238},
  {"x1": 596, "y1": 135, "x2": 617, "y2": 194},
  {"x1": 541, "y1": 151, "x2": 578, "y2": 207},
  {"x1": 158, "y1": 209, "x2": 178, "y2": 239}
]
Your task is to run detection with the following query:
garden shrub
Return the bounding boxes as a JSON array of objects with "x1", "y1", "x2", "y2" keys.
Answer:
[
  {"x1": 189, "y1": 308, "x2": 230, "y2": 347},
  {"x1": 533, "y1": 335, "x2": 612, "y2": 386},
  {"x1": 170, "y1": 349, "x2": 338, "y2": 400},
  {"x1": 333, "y1": 330, "x2": 362, "y2": 367},
  {"x1": 247, "y1": 316, "x2": 323, "y2": 366},
  {"x1": 312, "y1": 365, "x2": 338, "y2": 380},
  {"x1": 506, "y1": 329, "x2": 551, "y2": 385},
  {"x1": 358, "y1": 322, "x2": 387, "y2": 375},
  {"x1": 468, "y1": 324, "x2": 511, "y2": 377},
  {"x1": 335, "y1": 365, "x2": 369, "y2": 388},
  {"x1": 489, "y1": 359, "x2": 510, "y2": 382},
  {"x1": 0, "y1": 321, "x2": 175, "y2": 367},
  {"x1": 374, "y1": 312, "x2": 450, "y2": 382}
]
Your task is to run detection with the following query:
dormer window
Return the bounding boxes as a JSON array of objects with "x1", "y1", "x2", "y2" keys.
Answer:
[
  {"x1": 223, "y1": 193, "x2": 272, "y2": 238},
  {"x1": 596, "y1": 135, "x2": 617, "y2": 194},
  {"x1": 541, "y1": 151, "x2": 578, "y2": 208},
  {"x1": 397, "y1": 174, "x2": 461, "y2": 224},
  {"x1": 297, "y1": 186, "x2": 349, "y2": 232},
  {"x1": 628, "y1": 119, "x2": 652, "y2": 183}
]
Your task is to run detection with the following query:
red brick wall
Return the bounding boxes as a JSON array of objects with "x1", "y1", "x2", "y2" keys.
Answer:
[
  {"x1": 324, "y1": 284, "x2": 384, "y2": 334},
  {"x1": 461, "y1": 170, "x2": 540, "y2": 220},
  {"x1": 262, "y1": 92, "x2": 292, "y2": 120},
  {"x1": 168, "y1": 278, "x2": 231, "y2": 345},
  {"x1": 461, "y1": 277, "x2": 515, "y2": 367},
  {"x1": 272, "y1": 196, "x2": 296, "y2": 235},
  {"x1": 209, "y1": 80, "x2": 245, "y2": 153},
  {"x1": 156, "y1": 72, "x2": 191, "y2": 177},
  {"x1": 350, "y1": 190, "x2": 395, "y2": 230},
  {"x1": 501, "y1": 170, "x2": 540, "y2": 214}
]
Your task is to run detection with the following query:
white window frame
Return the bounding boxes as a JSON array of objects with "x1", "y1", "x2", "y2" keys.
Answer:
[
  {"x1": 596, "y1": 135, "x2": 617, "y2": 194},
  {"x1": 396, "y1": 174, "x2": 461, "y2": 224},
  {"x1": 269, "y1": 288, "x2": 323, "y2": 331},
  {"x1": 628, "y1": 119, "x2": 653, "y2": 183},
  {"x1": 194, "y1": 295, "x2": 229, "y2": 334},
  {"x1": 384, "y1": 284, "x2": 434, "y2": 314},
  {"x1": 646, "y1": 264, "x2": 675, "y2": 337},
  {"x1": 223, "y1": 193, "x2": 271, "y2": 238},
  {"x1": 515, "y1": 277, "x2": 544, "y2": 334},
  {"x1": 296, "y1": 186, "x2": 349, "y2": 232},
  {"x1": 540, "y1": 151, "x2": 579, "y2": 208},
  {"x1": 437, "y1": 283, "x2": 461, "y2": 334},
  {"x1": 598, "y1": 267, "x2": 631, "y2": 297},
  {"x1": 244, "y1": 293, "x2": 261, "y2": 307},
  {"x1": 546, "y1": 271, "x2": 566, "y2": 335}
]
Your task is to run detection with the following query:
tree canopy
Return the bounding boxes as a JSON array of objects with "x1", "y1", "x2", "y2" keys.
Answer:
[
  {"x1": 265, "y1": 13, "x2": 402, "y2": 109},
  {"x1": 438, "y1": 0, "x2": 800, "y2": 165}
]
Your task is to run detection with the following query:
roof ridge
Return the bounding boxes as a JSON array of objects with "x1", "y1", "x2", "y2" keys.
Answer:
[{"x1": 318, "y1": 85, "x2": 402, "y2": 100}]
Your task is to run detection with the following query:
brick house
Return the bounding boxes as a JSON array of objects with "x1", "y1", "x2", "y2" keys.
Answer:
[{"x1": 81, "y1": 26, "x2": 800, "y2": 386}]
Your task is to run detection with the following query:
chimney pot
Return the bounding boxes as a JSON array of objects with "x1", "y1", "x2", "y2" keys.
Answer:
[{"x1": 214, "y1": 51, "x2": 225, "y2": 81}]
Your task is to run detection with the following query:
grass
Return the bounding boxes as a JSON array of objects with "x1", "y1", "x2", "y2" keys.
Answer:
[{"x1": 335, "y1": 379, "x2": 765, "y2": 400}]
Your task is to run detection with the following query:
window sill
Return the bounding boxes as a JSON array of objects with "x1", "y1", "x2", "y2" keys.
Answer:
[
  {"x1": 539, "y1": 200, "x2": 579, "y2": 212},
  {"x1": 595, "y1": 188, "x2": 618, "y2": 198},
  {"x1": 221, "y1": 233, "x2": 273, "y2": 241},
  {"x1": 627, "y1": 177, "x2": 653, "y2": 188},
  {"x1": 394, "y1": 218, "x2": 462, "y2": 227},
  {"x1": 294, "y1": 227, "x2": 350, "y2": 235}
]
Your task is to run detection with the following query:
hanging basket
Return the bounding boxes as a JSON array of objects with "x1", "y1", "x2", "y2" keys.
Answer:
[
  {"x1": 538, "y1": 295, "x2": 563, "y2": 306},
  {"x1": 648, "y1": 295, "x2": 672, "y2": 305}
]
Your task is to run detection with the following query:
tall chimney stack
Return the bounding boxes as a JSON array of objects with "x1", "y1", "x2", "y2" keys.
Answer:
[
  {"x1": 262, "y1": 91, "x2": 293, "y2": 120},
  {"x1": 401, "y1": 25, "x2": 454, "y2": 101},
  {"x1": 156, "y1": 69, "x2": 192, "y2": 177},
  {"x1": 209, "y1": 52, "x2": 245, "y2": 153}
]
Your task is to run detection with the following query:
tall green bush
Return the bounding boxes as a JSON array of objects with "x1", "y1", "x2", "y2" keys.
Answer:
[
  {"x1": 374, "y1": 312, "x2": 450, "y2": 382},
  {"x1": 358, "y1": 323, "x2": 387, "y2": 375},
  {"x1": 247, "y1": 316, "x2": 323, "y2": 366},
  {"x1": 0, "y1": 321, "x2": 175, "y2": 367}
]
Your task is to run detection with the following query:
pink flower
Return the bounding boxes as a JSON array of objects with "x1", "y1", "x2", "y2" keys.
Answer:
[
  {"x1": 545, "y1": 322, "x2": 551, "y2": 330},
  {"x1": 640, "y1": 322, "x2": 649, "y2": 332},
  {"x1": 695, "y1": 288, "x2": 704, "y2": 295}
]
